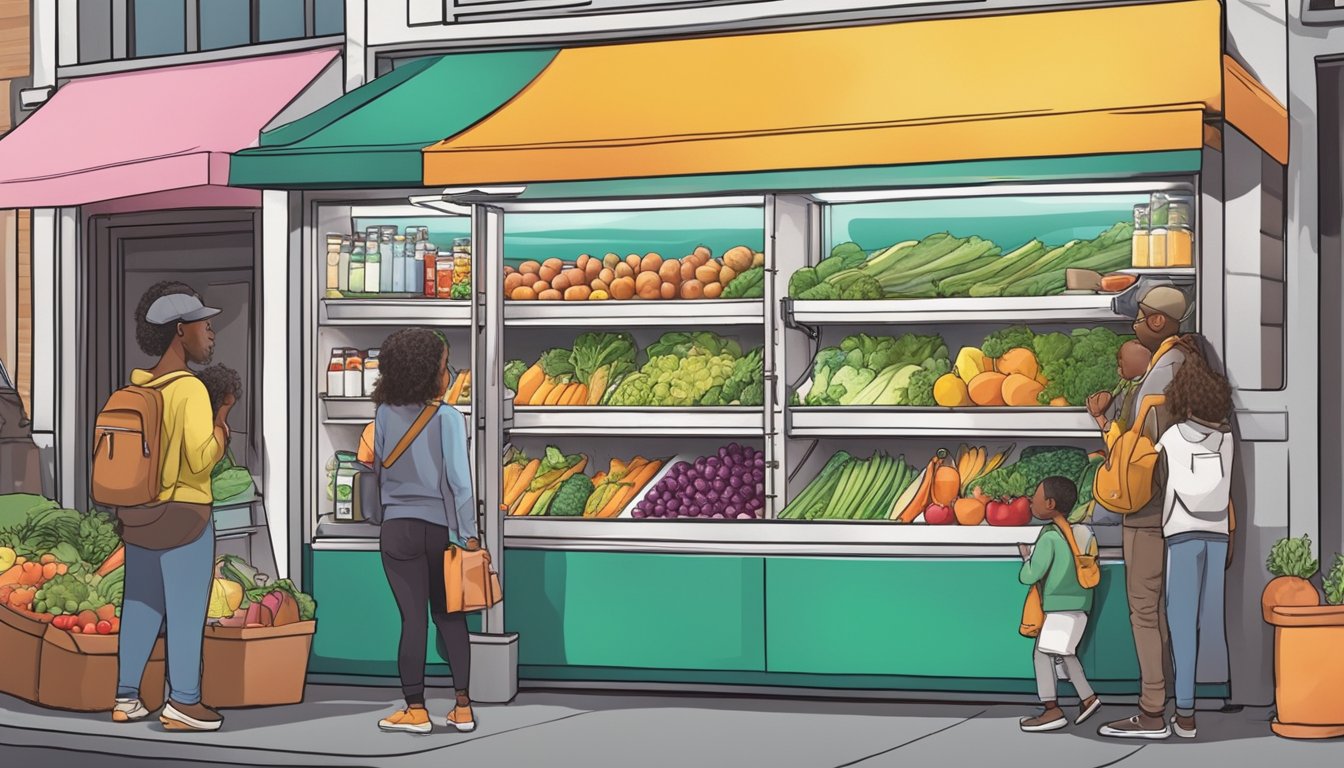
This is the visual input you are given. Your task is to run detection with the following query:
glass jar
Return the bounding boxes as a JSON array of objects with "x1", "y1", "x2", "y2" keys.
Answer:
[
  {"x1": 348, "y1": 239, "x2": 366, "y2": 294},
  {"x1": 327, "y1": 348, "x2": 346, "y2": 397},
  {"x1": 364, "y1": 230, "x2": 381, "y2": 296},
  {"x1": 344, "y1": 349, "x2": 364, "y2": 397},
  {"x1": 337, "y1": 235, "x2": 351, "y2": 294},
  {"x1": 1167, "y1": 225, "x2": 1194, "y2": 267},
  {"x1": 363, "y1": 348, "x2": 381, "y2": 395},
  {"x1": 436, "y1": 253, "x2": 455, "y2": 299},
  {"x1": 324, "y1": 234, "x2": 343, "y2": 298},
  {"x1": 391, "y1": 235, "x2": 407, "y2": 293},
  {"x1": 379, "y1": 227, "x2": 396, "y2": 293},
  {"x1": 1131, "y1": 204, "x2": 1150, "y2": 268},
  {"x1": 424, "y1": 243, "x2": 439, "y2": 298}
]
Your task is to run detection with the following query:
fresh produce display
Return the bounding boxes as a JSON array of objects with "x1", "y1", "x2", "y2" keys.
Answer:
[
  {"x1": 504, "y1": 246, "x2": 765, "y2": 302},
  {"x1": 632, "y1": 443, "x2": 765, "y2": 520},
  {"x1": 503, "y1": 446, "x2": 664, "y2": 518},
  {"x1": 209, "y1": 554, "x2": 316, "y2": 629},
  {"x1": 211, "y1": 450, "x2": 255, "y2": 504},
  {"x1": 798, "y1": 333, "x2": 950, "y2": 406},
  {"x1": 788, "y1": 223, "x2": 1134, "y2": 300},
  {"x1": 1324, "y1": 554, "x2": 1344, "y2": 606},
  {"x1": 931, "y1": 326, "x2": 1132, "y2": 408},
  {"x1": 513, "y1": 332, "x2": 764, "y2": 407},
  {"x1": 1262, "y1": 535, "x2": 1321, "y2": 623},
  {"x1": 778, "y1": 450, "x2": 917, "y2": 520}
]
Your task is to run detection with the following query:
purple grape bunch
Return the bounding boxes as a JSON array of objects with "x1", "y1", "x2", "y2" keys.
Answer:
[{"x1": 631, "y1": 443, "x2": 765, "y2": 520}]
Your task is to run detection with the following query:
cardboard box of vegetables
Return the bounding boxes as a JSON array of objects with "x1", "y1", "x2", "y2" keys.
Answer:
[{"x1": 201, "y1": 555, "x2": 317, "y2": 708}]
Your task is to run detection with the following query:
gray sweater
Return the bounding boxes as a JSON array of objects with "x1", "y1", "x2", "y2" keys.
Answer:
[{"x1": 372, "y1": 403, "x2": 478, "y2": 542}]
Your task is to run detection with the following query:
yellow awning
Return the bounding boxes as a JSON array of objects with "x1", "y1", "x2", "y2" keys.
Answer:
[
  {"x1": 1223, "y1": 56, "x2": 1289, "y2": 164},
  {"x1": 424, "y1": 0, "x2": 1223, "y2": 186}
]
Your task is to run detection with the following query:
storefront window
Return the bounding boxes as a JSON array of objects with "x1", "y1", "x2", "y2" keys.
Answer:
[
  {"x1": 199, "y1": 0, "x2": 251, "y2": 51},
  {"x1": 131, "y1": 0, "x2": 188, "y2": 57},
  {"x1": 258, "y1": 0, "x2": 305, "y2": 42},
  {"x1": 77, "y1": 0, "x2": 114, "y2": 63},
  {"x1": 315, "y1": 0, "x2": 345, "y2": 36}
]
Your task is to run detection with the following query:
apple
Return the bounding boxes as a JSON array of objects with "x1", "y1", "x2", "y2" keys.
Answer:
[
  {"x1": 986, "y1": 500, "x2": 1010, "y2": 526},
  {"x1": 924, "y1": 503, "x2": 955, "y2": 525},
  {"x1": 1008, "y1": 496, "x2": 1032, "y2": 525}
]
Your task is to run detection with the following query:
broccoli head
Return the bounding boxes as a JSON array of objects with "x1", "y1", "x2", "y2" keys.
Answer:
[
  {"x1": 838, "y1": 273, "x2": 884, "y2": 301},
  {"x1": 1031, "y1": 332, "x2": 1073, "y2": 365},
  {"x1": 788, "y1": 267, "x2": 820, "y2": 297},
  {"x1": 549, "y1": 474, "x2": 595, "y2": 517},
  {"x1": 904, "y1": 358, "x2": 952, "y2": 407},
  {"x1": 981, "y1": 326, "x2": 1036, "y2": 359}
]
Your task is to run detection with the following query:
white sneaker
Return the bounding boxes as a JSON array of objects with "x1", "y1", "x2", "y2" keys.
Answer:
[
  {"x1": 112, "y1": 698, "x2": 150, "y2": 723},
  {"x1": 1172, "y1": 715, "x2": 1198, "y2": 739}
]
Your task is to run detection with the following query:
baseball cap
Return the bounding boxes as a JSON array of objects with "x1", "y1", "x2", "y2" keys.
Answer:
[
  {"x1": 145, "y1": 293, "x2": 221, "y2": 325},
  {"x1": 1137, "y1": 285, "x2": 1190, "y2": 321}
]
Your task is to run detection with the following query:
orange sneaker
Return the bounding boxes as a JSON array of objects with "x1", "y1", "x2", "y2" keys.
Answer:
[
  {"x1": 379, "y1": 706, "x2": 432, "y2": 734},
  {"x1": 446, "y1": 705, "x2": 476, "y2": 733}
]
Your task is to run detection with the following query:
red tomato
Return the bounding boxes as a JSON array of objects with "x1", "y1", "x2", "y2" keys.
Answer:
[{"x1": 96, "y1": 620, "x2": 112, "y2": 635}]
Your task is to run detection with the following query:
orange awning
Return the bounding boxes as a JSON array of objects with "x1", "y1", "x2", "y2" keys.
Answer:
[
  {"x1": 1224, "y1": 56, "x2": 1289, "y2": 164},
  {"x1": 423, "y1": 0, "x2": 1223, "y2": 186}
]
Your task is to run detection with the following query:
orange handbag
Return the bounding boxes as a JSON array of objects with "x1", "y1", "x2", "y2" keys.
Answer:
[{"x1": 443, "y1": 545, "x2": 503, "y2": 613}]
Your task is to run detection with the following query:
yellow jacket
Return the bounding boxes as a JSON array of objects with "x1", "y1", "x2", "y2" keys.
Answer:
[{"x1": 131, "y1": 369, "x2": 223, "y2": 504}]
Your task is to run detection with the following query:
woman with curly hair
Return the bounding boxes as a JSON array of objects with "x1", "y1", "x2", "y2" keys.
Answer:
[
  {"x1": 1157, "y1": 354, "x2": 1235, "y2": 740},
  {"x1": 367, "y1": 328, "x2": 479, "y2": 735}
]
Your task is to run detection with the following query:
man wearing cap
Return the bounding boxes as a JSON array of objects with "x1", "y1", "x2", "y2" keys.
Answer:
[
  {"x1": 1088, "y1": 284, "x2": 1193, "y2": 740},
  {"x1": 113, "y1": 282, "x2": 231, "y2": 732}
]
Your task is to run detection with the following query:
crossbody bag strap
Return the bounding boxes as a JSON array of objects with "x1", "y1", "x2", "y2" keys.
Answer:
[
  {"x1": 1052, "y1": 517, "x2": 1089, "y2": 583},
  {"x1": 382, "y1": 404, "x2": 438, "y2": 470}
]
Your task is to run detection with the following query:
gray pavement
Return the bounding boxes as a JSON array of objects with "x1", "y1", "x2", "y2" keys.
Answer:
[{"x1": 0, "y1": 685, "x2": 1340, "y2": 767}]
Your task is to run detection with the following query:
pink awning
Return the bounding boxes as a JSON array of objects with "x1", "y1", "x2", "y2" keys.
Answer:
[{"x1": 0, "y1": 48, "x2": 338, "y2": 208}]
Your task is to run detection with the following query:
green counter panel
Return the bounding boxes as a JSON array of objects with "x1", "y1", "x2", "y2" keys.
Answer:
[
  {"x1": 501, "y1": 550, "x2": 766, "y2": 672},
  {"x1": 308, "y1": 548, "x2": 480, "y2": 677}
]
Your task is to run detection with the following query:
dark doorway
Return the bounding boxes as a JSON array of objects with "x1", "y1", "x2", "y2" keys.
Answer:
[{"x1": 1318, "y1": 59, "x2": 1343, "y2": 559}]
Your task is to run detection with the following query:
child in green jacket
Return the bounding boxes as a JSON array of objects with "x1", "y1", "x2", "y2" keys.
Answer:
[{"x1": 1018, "y1": 476, "x2": 1101, "y2": 732}]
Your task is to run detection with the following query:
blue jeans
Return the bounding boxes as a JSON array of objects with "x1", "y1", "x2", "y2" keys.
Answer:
[
  {"x1": 1164, "y1": 533, "x2": 1229, "y2": 714},
  {"x1": 116, "y1": 519, "x2": 215, "y2": 705}
]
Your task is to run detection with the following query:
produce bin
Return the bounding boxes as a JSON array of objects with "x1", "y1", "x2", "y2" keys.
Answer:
[
  {"x1": 201, "y1": 620, "x2": 316, "y2": 708},
  {"x1": 38, "y1": 627, "x2": 165, "y2": 712},
  {"x1": 0, "y1": 606, "x2": 47, "y2": 702}
]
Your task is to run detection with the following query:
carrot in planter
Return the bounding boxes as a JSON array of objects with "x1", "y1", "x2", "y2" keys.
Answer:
[
  {"x1": 97, "y1": 545, "x2": 125, "y2": 577},
  {"x1": 0, "y1": 565, "x2": 21, "y2": 587},
  {"x1": 95, "y1": 604, "x2": 117, "y2": 622},
  {"x1": 41, "y1": 562, "x2": 58, "y2": 581}
]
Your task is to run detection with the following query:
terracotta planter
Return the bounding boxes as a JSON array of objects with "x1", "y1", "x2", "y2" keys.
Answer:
[
  {"x1": 201, "y1": 620, "x2": 315, "y2": 708},
  {"x1": 1269, "y1": 605, "x2": 1344, "y2": 739},
  {"x1": 0, "y1": 605, "x2": 47, "y2": 702},
  {"x1": 38, "y1": 626, "x2": 166, "y2": 712}
]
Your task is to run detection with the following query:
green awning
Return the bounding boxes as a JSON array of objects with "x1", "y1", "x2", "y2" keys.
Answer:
[{"x1": 229, "y1": 49, "x2": 557, "y2": 188}]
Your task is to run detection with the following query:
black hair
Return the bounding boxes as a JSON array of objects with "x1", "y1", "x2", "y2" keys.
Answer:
[
  {"x1": 134, "y1": 281, "x2": 198, "y2": 357},
  {"x1": 198, "y1": 365, "x2": 242, "y2": 415},
  {"x1": 370, "y1": 328, "x2": 449, "y2": 407},
  {"x1": 1040, "y1": 476, "x2": 1078, "y2": 515}
]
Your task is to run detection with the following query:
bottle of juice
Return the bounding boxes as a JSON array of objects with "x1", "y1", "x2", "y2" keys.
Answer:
[
  {"x1": 348, "y1": 238, "x2": 366, "y2": 294},
  {"x1": 364, "y1": 230, "x2": 381, "y2": 295}
]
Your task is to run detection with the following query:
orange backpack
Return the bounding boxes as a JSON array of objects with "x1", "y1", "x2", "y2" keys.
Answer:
[{"x1": 91, "y1": 372, "x2": 192, "y2": 508}]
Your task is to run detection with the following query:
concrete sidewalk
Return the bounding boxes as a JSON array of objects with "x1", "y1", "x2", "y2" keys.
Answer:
[{"x1": 1, "y1": 685, "x2": 1340, "y2": 767}]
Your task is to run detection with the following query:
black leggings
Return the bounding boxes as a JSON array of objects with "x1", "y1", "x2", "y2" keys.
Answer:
[{"x1": 379, "y1": 518, "x2": 471, "y2": 705}]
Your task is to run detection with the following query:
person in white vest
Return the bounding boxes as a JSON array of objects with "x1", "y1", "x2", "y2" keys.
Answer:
[{"x1": 1156, "y1": 353, "x2": 1236, "y2": 740}]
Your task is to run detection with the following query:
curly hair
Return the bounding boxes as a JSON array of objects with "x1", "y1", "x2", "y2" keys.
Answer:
[
  {"x1": 1165, "y1": 355, "x2": 1233, "y2": 425},
  {"x1": 198, "y1": 364, "x2": 242, "y2": 415},
  {"x1": 371, "y1": 328, "x2": 449, "y2": 407},
  {"x1": 134, "y1": 281, "x2": 198, "y2": 357}
]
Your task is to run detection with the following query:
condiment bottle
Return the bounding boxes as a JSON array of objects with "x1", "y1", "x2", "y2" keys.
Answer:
[
  {"x1": 436, "y1": 250, "x2": 455, "y2": 299},
  {"x1": 363, "y1": 348, "x2": 381, "y2": 395},
  {"x1": 1131, "y1": 204, "x2": 1150, "y2": 269},
  {"x1": 391, "y1": 235, "x2": 407, "y2": 293},
  {"x1": 344, "y1": 349, "x2": 364, "y2": 398},
  {"x1": 379, "y1": 226, "x2": 396, "y2": 294},
  {"x1": 423, "y1": 242, "x2": 439, "y2": 298},
  {"x1": 348, "y1": 239, "x2": 366, "y2": 293},
  {"x1": 363, "y1": 230, "x2": 381, "y2": 296},
  {"x1": 403, "y1": 231, "x2": 420, "y2": 294},
  {"x1": 327, "y1": 349, "x2": 346, "y2": 397},
  {"x1": 324, "y1": 235, "x2": 343, "y2": 298}
]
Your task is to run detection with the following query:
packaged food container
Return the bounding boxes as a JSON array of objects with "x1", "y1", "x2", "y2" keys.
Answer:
[
  {"x1": 1168, "y1": 225, "x2": 1194, "y2": 267},
  {"x1": 363, "y1": 348, "x2": 381, "y2": 395},
  {"x1": 324, "y1": 235, "x2": 343, "y2": 298},
  {"x1": 326, "y1": 349, "x2": 346, "y2": 398},
  {"x1": 348, "y1": 239, "x2": 366, "y2": 293},
  {"x1": 344, "y1": 349, "x2": 364, "y2": 398},
  {"x1": 436, "y1": 254, "x2": 455, "y2": 299},
  {"x1": 423, "y1": 243, "x2": 439, "y2": 298},
  {"x1": 1131, "y1": 205, "x2": 1150, "y2": 268}
]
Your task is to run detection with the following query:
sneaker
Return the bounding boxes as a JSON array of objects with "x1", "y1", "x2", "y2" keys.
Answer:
[
  {"x1": 1098, "y1": 714, "x2": 1171, "y2": 740},
  {"x1": 112, "y1": 698, "x2": 150, "y2": 723},
  {"x1": 446, "y1": 704, "x2": 477, "y2": 733},
  {"x1": 160, "y1": 700, "x2": 223, "y2": 732},
  {"x1": 378, "y1": 707, "x2": 432, "y2": 734},
  {"x1": 1172, "y1": 714, "x2": 1197, "y2": 739},
  {"x1": 1076, "y1": 696, "x2": 1103, "y2": 725},
  {"x1": 1020, "y1": 708, "x2": 1068, "y2": 733}
]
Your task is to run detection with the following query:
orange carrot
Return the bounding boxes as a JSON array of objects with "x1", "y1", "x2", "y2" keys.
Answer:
[
  {"x1": 0, "y1": 565, "x2": 23, "y2": 587},
  {"x1": 96, "y1": 546, "x2": 125, "y2": 577}
]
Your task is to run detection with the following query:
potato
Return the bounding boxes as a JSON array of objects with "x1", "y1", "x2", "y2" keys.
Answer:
[
  {"x1": 626, "y1": 254, "x2": 643, "y2": 272},
  {"x1": 641, "y1": 253, "x2": 664, "y2": 274},
  {"x1": 519, "y1": 272, "x2": 539, "y2": 286},
  {"x1": 504, "y1": 273, "x2": 525, "y2": 295},
  {"x1": 680, "y1": 280, "x2": 705, "y2": 299},
  {"x1": 590, "y1": 289, "x2": 610, "y2": 301},
  {"x1": 590, "y1": 278, "x2": 610, "y2": 294},
  {"x1": 576, "y1": 254, "x2": 591, "y2": 271},
  {"x1": 504, "y1": 265, "x2": 516, "y2": 276},
  {"x1": 519, "y1": 260, "x2": 542, "y2": 274},
  {"x1": 599, "y1": 267, "x2": 616, "y2": 285},
  {"x1": 695, "y1": 263, "x2": 720, "y2": 283},
  {"x1": 539, "y1": 265, "x2": 559, "y2": 283},
  {"x1": 719, "y1": 265, "x2": 738, "y2": 285},
  {"x1": 635, "y1": 272, "x2": 662, "y2": 299},
  {"x1": 657, "y1": 259, "x2": 681, "y2": 283},
  {"x1": 659, "y1": 282, "x2": 677, "y2": 300},
  {"x1": 565, "y1": 267, "x2": 587, "y2": 287},
  {"x1": 610, "y1": 276, "x2": 637, "y2": 300},
  {"x1": 584, "y1": 259, "x2": 603, "y2": 282},
  {"x1": 752, "y1": 251, "x2": 765, "y2": 268},
  {"x1": 511, "y1": 286, "x2": 538, "y2": 301},
  {"x1": 564, "y1": 285, "x2": 591, "y2": 301},
  {"x1": 680, "y1": 261, "x2": 697, "y2": 281},
  {"x1": 722, "y1": 246, "x2": 754, "y2": 273},
  {"x1": 533, "y1": 280, "x2": 550, "y2": 293},
  {"x1": 703, "y1": 282, "x2": 723, "y2": 299},
  {"x1": 551, "y1": 273, "x2": 572, "y2": 292},
  {"x1": 694, "y1": 245, "x2": 712, "y2": 260},
  {"x1": 615, "y1": 263, "x2": 635, "y2": 279},
  {"x1": 603, "y1": 253, "x2": 621, "y2": 269},
  {"x1": 538, "y1": 289, "x2": 563, "y2": 301},
  {"x1": 542, "y1": 258, "x2": 563, "y2": 273}
]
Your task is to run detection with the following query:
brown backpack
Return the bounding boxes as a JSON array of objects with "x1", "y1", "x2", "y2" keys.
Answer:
[{"x1": 91, "y1": 372, "x2": 193, "y2": 508}]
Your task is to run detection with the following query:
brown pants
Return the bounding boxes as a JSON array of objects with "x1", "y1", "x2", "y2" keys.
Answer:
[{"x1": 1123, "y1": 526, "x2": 1174, "y2": 715}]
